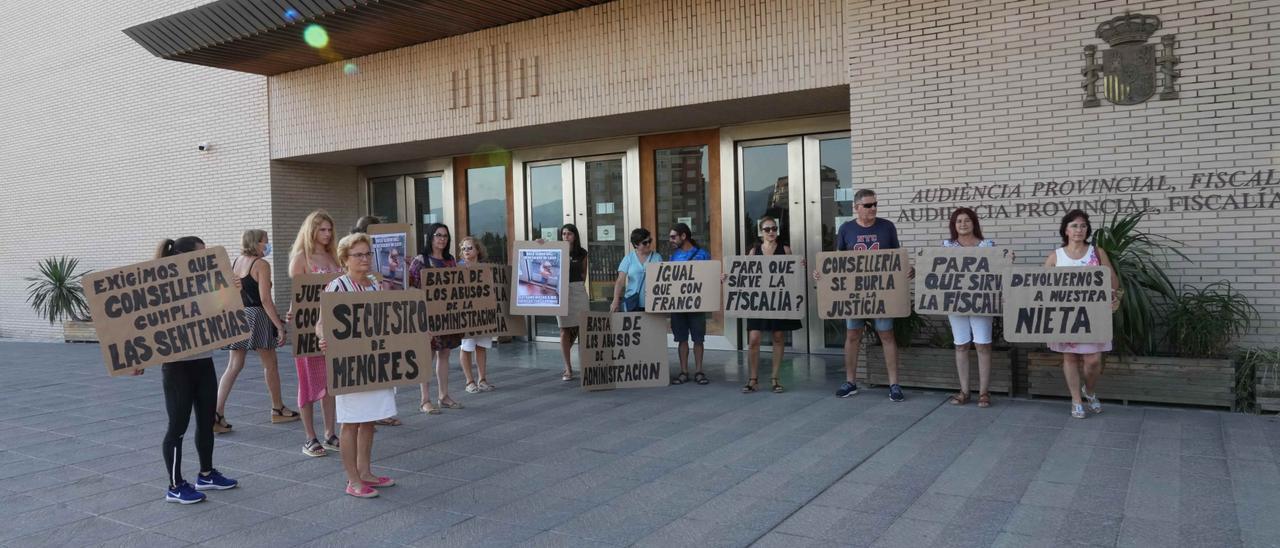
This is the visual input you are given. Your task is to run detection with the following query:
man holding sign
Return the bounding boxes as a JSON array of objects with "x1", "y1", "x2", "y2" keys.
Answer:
[
  {"x1": 664, "y1": 223, "x2": 713, "y2": 385},
  {"x1": 819, "y1": 189, "x2": 909, "y2": 402}
]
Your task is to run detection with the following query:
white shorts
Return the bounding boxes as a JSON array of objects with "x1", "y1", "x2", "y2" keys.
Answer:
[
  {"x1": 460, "y1": 337, "x2": 494, "y2": 352},
  {"x1": 948, "y1": 315, "x2": 994, "y2": 345}
]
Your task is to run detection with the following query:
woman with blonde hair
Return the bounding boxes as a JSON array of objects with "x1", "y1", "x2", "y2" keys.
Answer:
[
  {"x1": 287, "y1": 210, "x2": 342, "y2": 457},
  {"x1": 457, "y1": 236, "x2": 495, "y2": 393},
  {"x1": 317, "y1": 233, "x2": 398, "y2": 498},
  {"x1": 213, "y1": 229, "x2": 295, "y2": 433}
]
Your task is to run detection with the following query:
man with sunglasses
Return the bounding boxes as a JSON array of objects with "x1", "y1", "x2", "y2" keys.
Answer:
[{"x1": 832, "y1": 189, "x2": 906, "y2": 402}]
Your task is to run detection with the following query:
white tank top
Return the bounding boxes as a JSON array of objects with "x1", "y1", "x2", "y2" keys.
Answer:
[{"x1": 1055, "y1": 245, "x2": 1098, "y2": 267}]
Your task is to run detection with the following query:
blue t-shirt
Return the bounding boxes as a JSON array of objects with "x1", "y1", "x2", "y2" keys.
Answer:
[
  {"x1": 836, "y1": 218, "x2": 900, "y2": 251},
  {"x1": 617, "y1": 250, "x2": 663, "y2": 299},
  {"x1": 669, "y1": 245, "x2": 710, "y2": 262}
]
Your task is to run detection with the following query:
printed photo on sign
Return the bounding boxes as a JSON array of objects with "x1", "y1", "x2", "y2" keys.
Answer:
[
  {"x1": 722, "y1": 256, "x2": 806, "y2": 320},
  {"x1": 422, "y1": 265, "x2": 499, "y2": 336},
  {"x1": 84, "y1": 246, "x2": 250, "y2": 376},
  {"x1": 291, "y1": 273, "x2": 340, "y2": 357},
  {"x1": 815, "y1": 249, "x2": 911, "y2": 319},
  {"x1": 579, "y1": 312, "x2": 669, "y2": 391},
  {"x1": 319, "y1": 289, "x2": 429, "y2": 395},
  {"x1": 1003, "y1": 266, "x2": 1114, "y2": 344},
  {"x1": 914, "y1": 248, "x2": 1012, "y2": 317},
  {"x1": 368, "y1": 223, "x2": 410, "y2": 291},
  {"x1": 644, "y1": 260, "x2": 722, "y2": 313},
  {"x1": 510, "y1": 240, "x2": 570, "y2": 316}
]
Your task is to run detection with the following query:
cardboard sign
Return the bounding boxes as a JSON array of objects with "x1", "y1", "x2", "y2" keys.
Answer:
[
  {"x1": 913, "y1": 248, "x2": 1012, "y2": 317},
  {"x1": 511, "y1": 240, "x2": 570, "y2": 316},
  {"x1": 644, "y1": 260, "x2": 722, "y2": 313},
  {"x1": 368, "y1": 223, "x2": 410, "y2": 291},
  {"x1": 84, "y1": 246, "x2": 249, "y2": 376},
  {"x1": 722, "y1": 255, "x2": 806, "y2": 320},
  {"x1": 460, "y1": 264, "x2": 521, "y2": 339},
  {"x1": 1003, "y1": 266, "x2": 1114, "y2": 343},
  {"x1": 290, "y1": 273, "x2": 341, "y2": 357},
  {"x1": 815, "y1": 249, "x2": 911, "y2": 319},
  {"x1": 580, "y1": 312, "x2": 669, "y2": 391},
  {"x1": 422, "y1": 265, "x2": 499, "y2": 336},
  {"x1": 319, "y1": 289, "x2": 429, "y2": 395}
]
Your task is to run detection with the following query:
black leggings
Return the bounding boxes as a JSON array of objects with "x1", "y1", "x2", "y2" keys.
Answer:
[{"x1": 162, "y1": 357, "x2": 217, "y2": 488}]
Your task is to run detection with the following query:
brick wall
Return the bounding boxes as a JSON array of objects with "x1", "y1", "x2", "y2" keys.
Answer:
[
  {"x1": 269, "y1": 0, "x2": 846, "y2": 159},
  {"x1": 847, "y1": 0, "x2": 1280, "y2": 346},
  {"x1": 0, "y1": 1, "x2": 269, "y2": 340},
  {"x1": 268, "y1": 161, "x2": 361, "y2": 310}
]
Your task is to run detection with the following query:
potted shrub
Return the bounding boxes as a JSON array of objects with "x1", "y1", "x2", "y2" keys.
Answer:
[
  {"x1": 859, "y1": 312, "x2": 1015, "y2": 394},
  {"x1": 24, "y1": 256, "x2": 95, "y2": 342},
  {"x1": 1237, "y1": 348, "x2": 1280, "y2": 413},
  {"x1": 1028, "y1": 281, "x2": 1256, "y2": 408}
]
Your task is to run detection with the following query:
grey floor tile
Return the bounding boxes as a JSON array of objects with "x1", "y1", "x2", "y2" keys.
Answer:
[
  {"x1": 198, "y1": 517, "x2": 337, "y2": 547},
  {"x1": 0, "y1": 506, "x2": 95, "y2": 542},
  {"x1": 97, "y1": 529, "x2": 194, "y2": 548},
  {"x1": 152, "y1": 505, "x2": 275, "y2": 544},
  {"x1": 553, "y1": 504, "x2": 676, "y2": 546},
  {"x1": 6, "y1": 516, "x2": 139, "y2": 547},
  {"x1": 412, "y1": 516, "x2": 542, "y2": 547},
  {"x1": 870, "y1": 517, "x2": 946, "y2": 547}
]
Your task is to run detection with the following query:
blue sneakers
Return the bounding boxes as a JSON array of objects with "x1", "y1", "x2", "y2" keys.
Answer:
[
  {"x1": 165, "y1": 481, "x2": 206, "y2": 504},
  {"x1": 836, "y1": 381, "x2": 859, "y2": 398},
  {"x1": 195, "y1": 469, "x2": 238, "y2": 491},
  {"x1": 889, "y1": 384, "x2": 905, "y2": 402}
]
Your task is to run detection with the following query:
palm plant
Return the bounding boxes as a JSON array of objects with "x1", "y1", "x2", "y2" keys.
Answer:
[
  {"x1": 25, "y1": 257, "x2": 91, "y2": 324},
  {"x1": 1164, "y1": 281, "x2": 1257, "y2": 359},
  {"x1": 1092, "y1": 210, "x2": 1185, "y2": 355}
]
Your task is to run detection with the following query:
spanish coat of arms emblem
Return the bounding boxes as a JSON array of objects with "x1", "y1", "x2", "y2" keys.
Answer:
[{"x1": 1082, "y1": 12, "x2": 1180, "y2": 107}]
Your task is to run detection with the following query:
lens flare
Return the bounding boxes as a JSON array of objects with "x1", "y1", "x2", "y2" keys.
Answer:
[
  {"x1": 303, "y1": 25, "x2": 329, "y2": 48},
  {"x1": 343, "y1": 62, "x2": 359, "y2": 76},
  {"x1": 283, "y1": 8, "x2": 301, "y2": 22}
]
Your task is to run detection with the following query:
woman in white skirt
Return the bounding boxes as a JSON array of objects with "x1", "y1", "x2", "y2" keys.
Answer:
[
  {"x1": 317, "y1": 233, "x2": 397, "y2": 498},
  {"x1": 557, "y1": 224, "x2": 590, "y2": 381},
  {"x1": 458, "y1": 236, "x2": 497, "y2": 393}
]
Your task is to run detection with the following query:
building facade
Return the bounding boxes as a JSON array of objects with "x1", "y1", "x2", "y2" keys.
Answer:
[{"x1": 3, "y1": 0, "x2": 1277, "y2": 353}]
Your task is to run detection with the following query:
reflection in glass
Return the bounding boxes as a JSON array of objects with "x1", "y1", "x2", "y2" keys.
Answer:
[
  {"x1": 369, "y1": 177, "x2": 399, "y2": 223},
  {"x1": 528, "y1": 164, "x2": 566, "y2": 338},
  {"x1": 653, "y1": 145, "x2": 720, "y2": 337},
  {"x1": 741, "y1": 144, "x2": 790, "y2": 251},
  {"x1": 819, "y1": 137, "x2": 853, "y2": 348},
  {"x1": 413, "y1": 175, "x2": 442, "y2": 255},
  {"x1": 467, "y1": 165, "x2": 508, "y2": 263}
]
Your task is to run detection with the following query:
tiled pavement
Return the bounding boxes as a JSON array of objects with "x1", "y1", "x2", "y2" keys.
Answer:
[{"x1": 1, "y1": 340, "x2": 1279, "y2": 547}]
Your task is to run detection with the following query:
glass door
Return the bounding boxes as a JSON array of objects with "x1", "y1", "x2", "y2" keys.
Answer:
[
  {"x1": 527, "y1": 160, "x2": 574, "y2": 339},
  {"x1": 368, "y1": 172, "x2": 446, "y2": 257},
  {"x1": 804, "y1": 132, "x2": 853, "y2": 353},
  {"x1": 736, "y1": 137, "x2": 807, "y2": 353}
]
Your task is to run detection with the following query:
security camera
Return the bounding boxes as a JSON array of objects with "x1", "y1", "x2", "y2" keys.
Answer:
[{"x1": 197, "y1": 142, "x2": 210, "y2": 152}]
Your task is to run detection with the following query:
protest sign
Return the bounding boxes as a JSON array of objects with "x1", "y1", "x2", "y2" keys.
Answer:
[
  {"x1": 511, "y1": 241, "x2": 570, "y2": 316},
  {"x1": 913, "y1": 248, "x2": 1012, "y2": 317},
  {"x1": 1003, "y1": 266, "x2": 1114, "y2": 343},
  {"x1": 722, "y1": 256, "x2": 806, "y2": 320},
  {"x1": 290, "y1": 273, "x2": 340, "y2": 357},
  {"x1": 815, "y1": 249, "x2": 910, "y2": 319},
  {"x1": 579, "y1": 312, "x2": 669, "y2": 391},
  {"x1": 460, "y1": 264, "x2": 521, "y2": 339},
  {"x1": 422, "y1": 265, "x2": 499, "y2": 336},
  {"x1": 84, "y1": 246, "x2": 249, "y2": 376},
  {"x1": 644, "y1": 260, "x2": 721, "y2": 313},
  {"x1": 319, "y1": 289, "x2": 429, "y2": 395},
  {"x1": 368, "y1": 224, "x2": 410, "y2": 291}
]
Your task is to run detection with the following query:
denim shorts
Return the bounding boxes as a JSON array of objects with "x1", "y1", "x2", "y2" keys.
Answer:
[
  {"x1": 846, "y1": 318, "x2": 894, "y2": 332},
  {"x1": 670, "y1": 312, "x2": 706, "y2": 343}
]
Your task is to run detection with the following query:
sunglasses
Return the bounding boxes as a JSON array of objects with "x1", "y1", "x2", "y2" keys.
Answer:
[
  {"x1": 761, "y1": 226, "x2": 778, "y2": 233},
  {"x1": 460, "y1": 245, "x2": 475, "y2": 252},
  {"x1": 859, "y1": 202, "x2": 878, "y2": 209},
  {"x1": 637, "y1": 239, "x2": 652, "y2": 246}
]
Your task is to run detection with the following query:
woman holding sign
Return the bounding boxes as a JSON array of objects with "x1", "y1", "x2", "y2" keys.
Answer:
[
  {"x1": 741, "y1": 216, "x2": 802, "y2": 394},
  {"x1": 288, "y1": 210, "x2": 342, "y2": 457},
  {"x1": 317, "y1": 233, "x2": 397, "y2": 498},
  {"x1": 611, "y1": 228, "x2": 662, "y2": 313},
  {"x1": 408, "y1": 222, "x2": 464, "y2": 413},
  {"x1": 147, "y1": 236, "x2": 238, "y2": 504},
  {"x1": 214, "y1": 229, "x2": 295, "y2": 433},
  {"x1": 1044, "y1": 209, "x2": 1121, "y2": 419},
  {"x1": 458, "y1": 236, "x2": 496, "y2": 393},
  {"x1": 556, "y1": 224, "x2": 590, "y2": 381},
  {"x1": 942, "y1": 208, "x2": 998, "y2": 408}
]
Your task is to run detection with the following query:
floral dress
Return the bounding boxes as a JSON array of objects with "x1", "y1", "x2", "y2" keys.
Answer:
[
  {"x1": 1047, "y1": 245, "x2": 1114, "y2": 355},
  {"x1": 295, "y1": 262, "x2": 342, "y2": 407}
]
